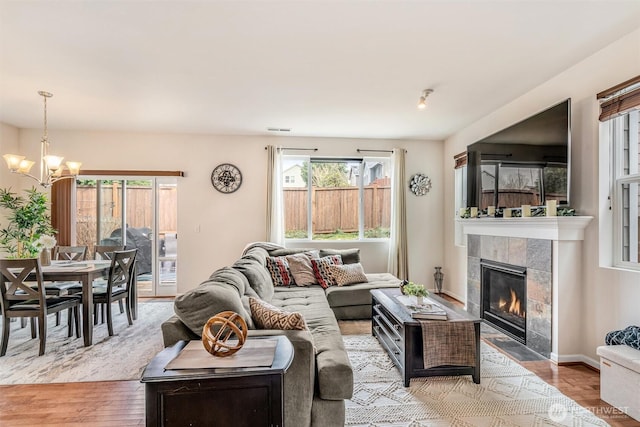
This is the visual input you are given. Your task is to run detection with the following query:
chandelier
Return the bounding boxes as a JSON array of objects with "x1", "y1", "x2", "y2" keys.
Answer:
[{"x1": 3, "y1": 91, "x2": 81, "y2": 188}]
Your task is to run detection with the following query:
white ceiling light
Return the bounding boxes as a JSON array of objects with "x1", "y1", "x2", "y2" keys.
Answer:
[
  {"x1": 3, "y1": 91, "x2": 81, "y2": 188},
  {"x1": 417, "y1": 89, "x2": 434, "y2": 110}
]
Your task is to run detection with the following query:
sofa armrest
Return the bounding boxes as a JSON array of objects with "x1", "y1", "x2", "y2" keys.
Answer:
[
  {"x1": 161, "y1": 315, "x2": 200, "y2": 347},
  {"x1": 248, "y1": 329, "x2": 315, "y2": 427}
]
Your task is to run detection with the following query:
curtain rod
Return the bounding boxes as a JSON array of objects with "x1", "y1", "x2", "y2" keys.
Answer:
[
  {"x1": 357, "y1": 149, "x2": 392, "y2": 153},
  {"x1": 264, "y1": 146, "x2": 318, "y2": 151},
  {"x1": 357, "y1": 148, "x2": 407, "y2": 153}
]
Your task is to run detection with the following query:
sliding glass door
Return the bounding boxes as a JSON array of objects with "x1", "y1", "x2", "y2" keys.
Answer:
[{"x1": 75, "y1": 176, "x2": 178, "y2": 296}]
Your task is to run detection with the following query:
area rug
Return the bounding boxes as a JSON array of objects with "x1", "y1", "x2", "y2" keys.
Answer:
[
  {"x1": 343, "y1": 335, "x2": 609, "y2": 426},
  {"x1": 0, "y1": 301, "x2": 175, "y2": 384}
]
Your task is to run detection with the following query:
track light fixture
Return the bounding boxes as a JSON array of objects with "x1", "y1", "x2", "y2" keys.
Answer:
[{"x1": 417, "y1": 88, "x2": 434, "y2": 110}]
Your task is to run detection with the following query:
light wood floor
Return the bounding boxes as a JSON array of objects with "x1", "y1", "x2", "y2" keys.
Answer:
[{"x1": 0, "y1": 302, "x2": 638, "y2": 426}]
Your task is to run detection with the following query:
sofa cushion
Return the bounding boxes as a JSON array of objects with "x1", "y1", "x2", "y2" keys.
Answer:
[
  {"x1": 319, "y1": 248, "x2": 360, "y2": 265},
  {"x1": 250, "y1": 297, "x2": 308, "y2": 330},
  {"x1": 269, "y1": 247, "x2": 314, "y2": 257},
  {"x1": 286, "y1": 252, "x2": 318, "y2": 286},
  {"x1": 266, "y1": 256, "x2": 296, "y2": 287},
  {"x1": 233, "y1": 257, "x2": 274, "y2": 302},
  {"x1": 325, "y1": 273, "x2": 400, "y2": 308},
  {"x1": 271, "y1": 287, "x2": 353, "y2": 400},
  {"x1": 311, "y1": 255, "x2": 343, "y2": 289},
  {"x1": 328, "y1": 263, "x2": 368, "y2": 286},
  {"x1": 207, "y1": 266, "x2": 250, "y2": 296},
  {"x1": 174, "y1": 281, "x2": 255, "y2": 337}
]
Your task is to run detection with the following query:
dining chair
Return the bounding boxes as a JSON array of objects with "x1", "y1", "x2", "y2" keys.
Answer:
[
  {"x1": 92, "y1": 245, "x2": 125, "y2": 323},
  {"x1": 45, "y1": 245, "x2": 88, "y2": 326},
  {"x1": 0, "y1": 258, "x2": 81, "y2": 356},
  {"x1": 53, "y1": 246, "x2": 88, "y2": 261},
  {"x1": 92, "y1": 249, "x2": 137, "y2": 336},
  {"x1": 94, "y1": 245, "x2": 124, "y2": 261}
]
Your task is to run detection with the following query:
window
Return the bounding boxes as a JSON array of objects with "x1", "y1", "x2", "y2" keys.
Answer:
[
  {"x1": 610, "y1": 111, "x2": 640, "y2": 267},
  {"x1": 283, "y1": 157, "x2": 391, "y2": 240},
  {"x1": 599, "y1": 75, "x2": 640, "y2": 270}
]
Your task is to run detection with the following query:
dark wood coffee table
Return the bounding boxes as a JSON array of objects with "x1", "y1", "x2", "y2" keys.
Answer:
[
  {"x1": 371, "y1": 288, "x2": 481, "y2": 386},
  {"x1": 141, "y1": 335, "x2": 294, "y2": 427}
]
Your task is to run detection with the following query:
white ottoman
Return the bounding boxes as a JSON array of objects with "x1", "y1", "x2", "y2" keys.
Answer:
[{"x1": 597, "y1": 345, "x2": 640, "y2": 421}]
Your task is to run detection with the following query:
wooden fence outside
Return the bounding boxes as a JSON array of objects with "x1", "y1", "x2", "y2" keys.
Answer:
[
  {"x1": 76, "y1": 185, "x2": 177, "y2": 235},
  {"x1": 285, "y1": 186, "x2": 391, "y2": 233},
  {"x1": 75, "y1": 185, "x2": 389, "y2": 240}
]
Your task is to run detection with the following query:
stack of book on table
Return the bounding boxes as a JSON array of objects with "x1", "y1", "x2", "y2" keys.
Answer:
[{"x1": 395, "y1": 295, "x2": 448, "y2": 320}]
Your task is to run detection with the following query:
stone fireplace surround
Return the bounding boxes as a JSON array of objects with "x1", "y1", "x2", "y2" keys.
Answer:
[
  {"x1": 460, "y1": 216, "x2": 593, "y2": 364},
  {"x1": 467, "y1": 235, "x2": 552, "y2": 357}
]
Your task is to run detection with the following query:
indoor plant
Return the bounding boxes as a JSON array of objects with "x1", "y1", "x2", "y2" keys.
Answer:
[
  {"x1": 403, "y1": 281, "x2": 429, "y2": 305},
  {"x1": 0, "y1": 187, "x2": 56, "y2": 258}
]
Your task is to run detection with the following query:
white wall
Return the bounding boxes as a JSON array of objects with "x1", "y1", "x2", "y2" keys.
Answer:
[
  {"x1": 0, "y1": 123, "x2": 20, "y2": 257},
  {"x1": 12, "y1": 130, "x2": 444, "y2": 293},
  {"x1": 0, "y1": 122, "x2": 19, "y2": 189},
  {"x1": 444, "y1": 28, "x2": 640, "y2": 361}
]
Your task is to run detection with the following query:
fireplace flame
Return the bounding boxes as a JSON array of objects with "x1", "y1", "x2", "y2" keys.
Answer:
[{"x1": 498, "y1": 289, "x2": 525, "y2": 317}]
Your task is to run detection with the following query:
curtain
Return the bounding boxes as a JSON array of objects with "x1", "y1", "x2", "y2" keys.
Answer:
[
  {"x1": 387, "y1": 148, "x2": 409, "y2": 280},
  {"x1": 266, "y1": 145, "x2": 285, "y2": 244}
]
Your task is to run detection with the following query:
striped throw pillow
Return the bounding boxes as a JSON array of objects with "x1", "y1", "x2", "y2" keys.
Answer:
[
  {"x1": 266, "y1": 256, "x2": 295, "y2": 286},
  {"x1": 310, "y1": 255, "x2": 343, "y2": 289}
]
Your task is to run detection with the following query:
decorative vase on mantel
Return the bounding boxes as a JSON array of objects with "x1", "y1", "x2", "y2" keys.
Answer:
[
  {"x1": 40, "y1": 248, "x2": 51, "y2": 266},
  {"x1": 434, "y1": 266, "x2": 444, "y2": 294}
]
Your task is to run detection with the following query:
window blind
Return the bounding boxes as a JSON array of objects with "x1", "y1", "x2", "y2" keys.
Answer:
[{"x1": 597, "y1": 75, "x2": 640, "y2": 122}]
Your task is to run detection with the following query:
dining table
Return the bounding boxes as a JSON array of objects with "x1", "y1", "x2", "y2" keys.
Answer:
[{"x1": 35, "y1": 260, "x2": 113, "y2": 347}]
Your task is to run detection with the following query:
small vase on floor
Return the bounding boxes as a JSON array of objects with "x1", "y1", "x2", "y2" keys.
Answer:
[
  {"x1": 434, "y1": 266, "x2": 444, "y2": 294},
  {"x1": 40, "y1": 248, "x2": 51, "y2": 266}
]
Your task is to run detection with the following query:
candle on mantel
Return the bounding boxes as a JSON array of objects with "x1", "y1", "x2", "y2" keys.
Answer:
[
  {"x1": 504, "y1": 208, "x2": 512, "y2": 218},
  {"x1": 487, "y1": 206, "x2": 496, "y2": 216},
  {"x1": 470, "y1": 207, "x2": 478, "y2": 218},
  {"x1": 459, "y1": 208, "x2": 466, "y2": 217},
  {"x1": 521, "y1": 205, "x2": 531, "y2": 217},
  {"x1": 546, "y1": 199, "x2": 557, "y2": 216}
]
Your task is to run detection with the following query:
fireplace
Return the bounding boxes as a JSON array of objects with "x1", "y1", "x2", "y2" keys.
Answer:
[{"x1": 481, "y1": 259, "x2": 527, "y2": 343}]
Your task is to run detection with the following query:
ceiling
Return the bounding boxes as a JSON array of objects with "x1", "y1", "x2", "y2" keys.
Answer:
[{"x1": 1, "y1": 1, "x2": 639, "y2": 141}]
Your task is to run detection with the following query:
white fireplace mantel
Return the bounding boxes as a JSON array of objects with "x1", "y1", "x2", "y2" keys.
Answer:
[
  {"x1": 459, "y1": 216, "x2": 593, "y2": 241},
  {"x1": 460, "y1": 214, "x2": 595, "y2": 366}
]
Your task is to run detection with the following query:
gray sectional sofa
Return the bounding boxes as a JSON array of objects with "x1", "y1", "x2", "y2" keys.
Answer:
[{"x1": 161, "y1": 243, "x2": 400, "y2": 427}]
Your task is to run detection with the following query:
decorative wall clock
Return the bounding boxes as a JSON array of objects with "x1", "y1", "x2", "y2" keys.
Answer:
[
  {"x1": 211, "y1": 163, "x2": 242, "y2": 193},
  {"x1": 409, "y1": 173, "x2": 431, "y2": 196}
]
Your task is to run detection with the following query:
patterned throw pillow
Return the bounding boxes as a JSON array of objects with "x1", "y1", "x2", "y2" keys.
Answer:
[
  {"x1": 249, "y1": 297, "x2": 307, "y2": 330},
  {"x1": 310, "y1": 255, "x2": 343, "y2": 289},
  {"x1": 327, "y1": 263, "x2": 368, "y2": 286},
  {"x1": 266, "y1": 256, "x2": 295, "y2": 286},
  {"x1": 286, "y1": 252, "x2": 318, "y2": 286}
]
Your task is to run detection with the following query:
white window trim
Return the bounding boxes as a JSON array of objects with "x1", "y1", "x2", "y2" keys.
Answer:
[{"x1": 601, "y1": 109, "x2": 640, "y2": 272}]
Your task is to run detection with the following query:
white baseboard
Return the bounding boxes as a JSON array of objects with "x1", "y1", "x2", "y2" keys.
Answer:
[
  {"x1": 550, "y1": 352, "x2": 600, "y2": 370},
  {"x1": 437, "y1": 289, "x2": 465, "y2": 304}
]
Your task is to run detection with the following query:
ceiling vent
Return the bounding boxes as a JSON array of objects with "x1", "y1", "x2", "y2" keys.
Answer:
[{"x1": 267, "y1": 128, "x2": 291, "y2": 132}]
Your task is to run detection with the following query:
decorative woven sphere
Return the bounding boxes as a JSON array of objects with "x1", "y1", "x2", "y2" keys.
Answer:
[{"x1": 202, "y1": 311, "x2": 248, "y2": 357}]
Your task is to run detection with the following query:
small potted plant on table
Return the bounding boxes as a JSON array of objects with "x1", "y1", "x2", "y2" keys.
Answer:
[{"x1": 402, "y1": 281, "x2": 429, "y2": 306}]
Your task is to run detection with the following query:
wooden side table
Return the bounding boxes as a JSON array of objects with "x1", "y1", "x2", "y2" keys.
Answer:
[{"x1": 141, "y1": 336, "x2": 294, "y2": 427}]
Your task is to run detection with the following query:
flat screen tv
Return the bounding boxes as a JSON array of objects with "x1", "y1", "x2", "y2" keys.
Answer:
[{"x1": 466, "y1": 98, "x2": 571, "y2": 210}]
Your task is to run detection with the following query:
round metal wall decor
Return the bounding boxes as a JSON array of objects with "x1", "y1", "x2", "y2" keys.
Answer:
[
  {"x1": 409, "y1": 173, "x2": 431, "y2": 196},
  {"x1": 211, "y1": 163, "x2": 242, "y2": 193}
]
